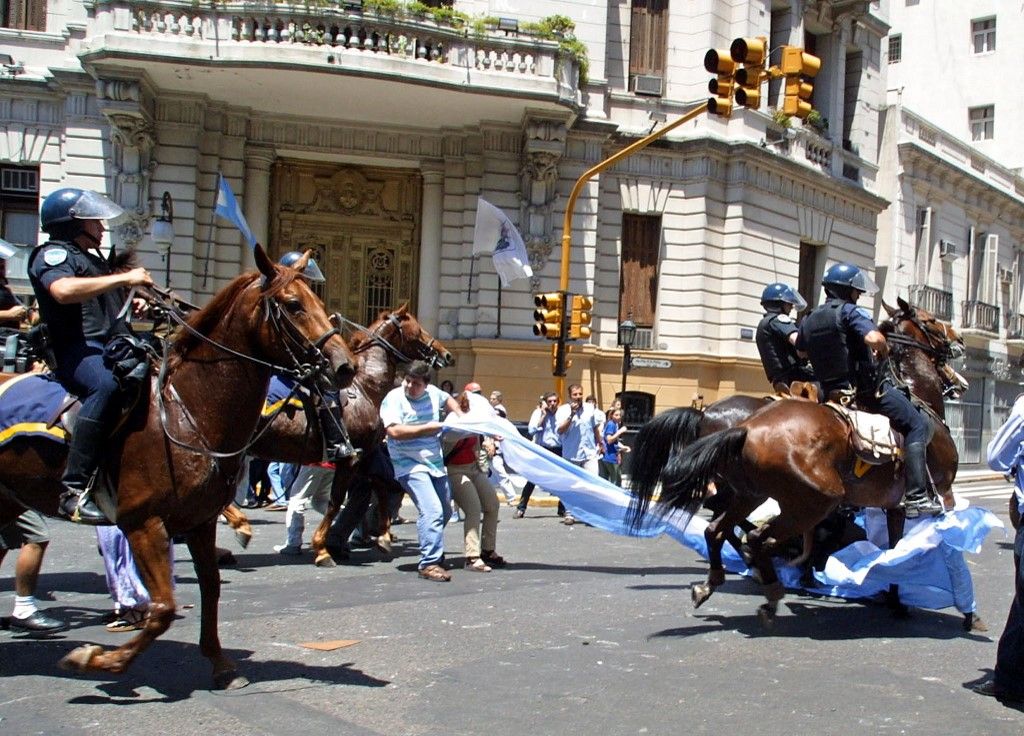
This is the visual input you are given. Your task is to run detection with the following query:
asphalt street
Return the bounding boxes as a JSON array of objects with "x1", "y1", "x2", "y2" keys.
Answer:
[{"x1": 1, "y1": 480, "x2": 1022, "y2": 735}]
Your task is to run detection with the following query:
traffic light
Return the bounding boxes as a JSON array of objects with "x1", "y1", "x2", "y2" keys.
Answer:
[
  {"x1": 730, "y1": 36, "x2": 767, "y2": 110},
  {"x1": 569, "y1": 294, "x2": 593, "y2": 340},
  {"x1": 551, "y1": 341, "x2": 567, "y2": 377},
  {"x1": 780, "y1": 45, "x2": 821, "y2": 119},
  {"x1": 533, "y1": 291, "x2": 567, "y2": 339},
  {"x1": 704, "y1": 48, "x2": 736, "y2": 117}
]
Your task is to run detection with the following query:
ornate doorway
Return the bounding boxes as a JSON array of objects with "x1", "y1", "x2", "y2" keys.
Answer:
[{"x1": 271, "y1": 160, "x2": 421, "y2": 326}]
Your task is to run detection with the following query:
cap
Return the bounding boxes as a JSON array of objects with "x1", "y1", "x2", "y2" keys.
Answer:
[{"x1": 464, "y1": 382, "x2": 482, "y2": 393}]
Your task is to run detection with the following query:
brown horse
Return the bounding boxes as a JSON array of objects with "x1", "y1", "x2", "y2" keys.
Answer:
[
  {"x1": 0, "y1": 246, "x2": 356, "y2": 688},
  {"x1": 631, "y1": 297, "x2": 966, "y2": 626}
]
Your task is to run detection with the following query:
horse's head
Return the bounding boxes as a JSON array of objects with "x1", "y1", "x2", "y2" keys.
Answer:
[
  {"x1": 882, "y1": 296, "x2": 968, "y2": 399},
  {"x1": 245, "y1": 246, "x2": 357, "y2": 388},
  {"x1": 364, "y1": 303, "x2": 455, "y2": 370}
]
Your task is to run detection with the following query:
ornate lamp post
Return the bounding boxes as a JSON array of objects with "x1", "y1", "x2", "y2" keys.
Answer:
[
  {"x1": 618, "y1": 313, "x2": 637, "y2": 397},
  {"x1": 151, "y1": 191, "x2": 174, "y2": 287}
]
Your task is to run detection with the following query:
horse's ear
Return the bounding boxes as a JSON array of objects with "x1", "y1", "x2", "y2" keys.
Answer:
[
  {"x1": 293, "y1": 250, "x2": 312, "y2": 273},
  {"x1": 395, "y1": 302, "x2": 409, "y2": 315},
  {"x1": 882, "y1": 299, "x2": 899, "y2": 318},
  {"x1": 253, "y1": 243, "x2": 276, "y2": 281},
  {"x1": 897, "y1": 296, "x2": 911, "y2": 313}
]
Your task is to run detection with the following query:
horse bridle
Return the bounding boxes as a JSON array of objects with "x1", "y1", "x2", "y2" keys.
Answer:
[
  {"x1": 150, "y1": 283, "x2": 344, "y2": 459},
  {"x1": 339, "y1": 312, "x2": 448, "y2": 369},
  {"x1": 885, "y1": 307, "x2": 966, "y2": 397}
]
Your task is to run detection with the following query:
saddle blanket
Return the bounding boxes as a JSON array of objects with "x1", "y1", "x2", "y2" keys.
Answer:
[
  {"x1": 264, "y1": 375, "x2": 304, "y2": 418},
  {"x1": 826, "y1": 402, "x2": 901, "y2": 463},
  {"x1": 0, "y1": 372, "x2": 69, "y2": 447}
]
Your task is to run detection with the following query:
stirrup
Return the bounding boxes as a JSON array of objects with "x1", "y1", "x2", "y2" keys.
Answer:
[{"x1": 58, "y1": 489, "x2": 109, "y2": 526}]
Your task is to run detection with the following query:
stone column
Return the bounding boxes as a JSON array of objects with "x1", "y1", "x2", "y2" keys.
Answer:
[
  {"x1": 242, "y1": 145, "x2": 275, "y2": 271},
  {"x1": 417, "y1": 163, "x2": 444, "y2": 334}
]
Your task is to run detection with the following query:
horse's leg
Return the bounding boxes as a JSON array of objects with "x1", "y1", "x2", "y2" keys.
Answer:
[
  {"x1": 310, "y1": 467, "x2": 350, "y2": 567},
  {"x1": 744, "y1": 511, "x2": 814, "y2": 629},
  {"x1": 220, "y1": 503, "x2": 252, "y2": 549},
  {"x1": 186, "y1": 517, "x2": 248, "y2": 690},
  {"x1": 884, "y1": 507, "x2": 910, "y2": 619},
  {"x1": 370, "y1": 477, "x2": 393, "y2": 557},
  {"x1": 59, "y1": 517, "x2": 176, "y2": 676}
]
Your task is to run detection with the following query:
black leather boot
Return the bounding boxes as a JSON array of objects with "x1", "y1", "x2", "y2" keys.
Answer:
[
  {"x1": 318, "y1": 402, "x2": 358, "y2": 464},
  {"x1": 59, "y1": 416, "x2": 111, "y2": 525},
  {"x1": 902, "y1": 442, "x2": 942, "y2": 518}
]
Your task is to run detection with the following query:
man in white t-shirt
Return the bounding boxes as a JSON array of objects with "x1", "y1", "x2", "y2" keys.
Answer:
[
  {"x1": 380, "y1": 361, "x2": 462, "y2": 581},
  {"x1": 555, "y1": 384, "x2": 602, "y2": 525}
]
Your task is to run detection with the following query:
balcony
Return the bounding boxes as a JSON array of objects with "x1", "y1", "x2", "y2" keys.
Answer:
[
  {"x1": 81, "y1": 0, "x2": 581, "y2": 128},
  {"x1": 1007, "y1": 313, "x2": 1024, "y2": 341},
  {"x1": 962, "y1": 300, "x2": 1000, "y2": 334},
  {"x1": 909, "y1": 284, "x2": 953, "y2": 321}
]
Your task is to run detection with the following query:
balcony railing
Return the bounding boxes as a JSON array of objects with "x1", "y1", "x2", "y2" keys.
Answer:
[
  {"x1": 962, "y1": 299, "x2": 1000, "y2": 334},
  {"x1": 908, "y1": 284, "x2": 953, "y2": 321},
  {"x1": 1007, "y1": 313, "x2": 1024, "y2": 340},
  {"x1": 90, "y1": 0, "x2": 578, "y2": 92}
]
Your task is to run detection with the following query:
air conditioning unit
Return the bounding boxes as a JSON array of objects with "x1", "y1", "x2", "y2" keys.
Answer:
[
  {"x1": 632, "y1": 74, "x2": 664, "y2": 96},
  {"x1": 999, "y1": 266, "x2": 1015, "y2": 285},
  {"x1": 938, "y1": 239, "x2": 960, "y2": 262}
]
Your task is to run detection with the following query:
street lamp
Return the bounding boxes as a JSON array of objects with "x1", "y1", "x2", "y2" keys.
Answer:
[
  {"x1": 618, "y1": 313, "x2": 637, "y2": 396},
  {"x1": 151, "y1": 191, "x2": 174, "y2": 287}
]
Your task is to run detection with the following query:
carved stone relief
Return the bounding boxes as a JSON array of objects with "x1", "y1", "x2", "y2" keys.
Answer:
[{"x1": 519, "y1": 113, "x2": 568, "y2": 285}]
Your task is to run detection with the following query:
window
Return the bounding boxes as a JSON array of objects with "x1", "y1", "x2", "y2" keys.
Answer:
[
  {"x1": 628, "y1": 0, "x2": 669, "y2": 96},
  {"x1": 0, "y1": 165, "x2": 40, "y2": 286},
  {"x1": 888, "y1": 34, "x2": 902, "y2": 64},
  {"x1": 797, "y1": 242, "x2": 825, "y2": 309},
  {"x1": 619, "y1": 214, "x2": 661, "y2": 326},
  {"x1": 2, "y1": 0, "x2": 46, "y2": 31},
  {"x1": 972, "y1": 17, "x2": 996, "y2": 54},
  {"x1": 915, "y1": 206, "x2": 932, "y2": 284},
  {"x1": 969, "y1": 105, "x2": 994, "y2": 141}
]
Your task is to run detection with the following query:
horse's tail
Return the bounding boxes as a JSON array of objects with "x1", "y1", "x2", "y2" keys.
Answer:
[
  {"x1": 629, "y1": 407, "x2": 703, "y2": 495},
  {"x1": 630, "y1": 426, "x2": 748, "y2": 529}
]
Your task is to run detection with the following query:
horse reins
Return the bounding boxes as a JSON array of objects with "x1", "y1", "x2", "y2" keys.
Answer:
[{"x1": 336, "y1": 313, "x2": 446, "y2": 369}]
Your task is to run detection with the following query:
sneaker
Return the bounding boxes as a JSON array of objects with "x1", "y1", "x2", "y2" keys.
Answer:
[{"x1": 273, "y1": 544, "x2": 303, "y2": 556}]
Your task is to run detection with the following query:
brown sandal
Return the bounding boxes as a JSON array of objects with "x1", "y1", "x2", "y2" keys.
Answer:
[
  {"x1": 480, "y1": 550, "x2": 507, "y2": 568},
  {"x1": 418, "y1": 564, "x2": 451, "y2": 582},
  {"x1": 465, "y1": 557, "x2": 492, "y2": 572}
]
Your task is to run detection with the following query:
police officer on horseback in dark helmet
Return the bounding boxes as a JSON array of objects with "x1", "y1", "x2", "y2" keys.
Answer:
[
  {"x1": 796, "y1": 262, "x2": 942, "y2": 517},
  {"x1": 277, "y1": 250, "x2": 356, "y2": 462},
  {"x1": 28, "y1": 188, "x2": 154, "y2": 524},
  {"x1": 755, "y1": 282, "x2": 815, "y2": 393}
]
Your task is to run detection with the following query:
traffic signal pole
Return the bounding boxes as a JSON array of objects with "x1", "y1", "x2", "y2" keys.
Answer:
[{"x1": 554, "y1": 100, "x2": 708, "y2": 395}]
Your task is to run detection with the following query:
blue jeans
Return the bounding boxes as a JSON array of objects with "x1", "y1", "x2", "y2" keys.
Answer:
[
  {"x1": 995, "y1": 522, "x2": 1024, "y2": 696},
  {"x1": 397, "y1": 471, "x2": 451, "y2": 569}
]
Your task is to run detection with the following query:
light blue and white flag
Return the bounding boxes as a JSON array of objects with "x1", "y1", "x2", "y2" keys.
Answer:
[
  {"x1": 442, "y1": 403, "x2": 1003, "y2": 612},
  {"x1": 215, "y1": 173, "x2": 256, "y2": 249},
  {"x1": 472, "y1": 198, "x2": 533, "y2": 287}
]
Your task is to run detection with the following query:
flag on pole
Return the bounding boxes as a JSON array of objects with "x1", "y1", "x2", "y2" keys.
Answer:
[
  {"x1": 472, "y1": 198, "x2": 533, "y2": 286},
  {"x1": 214, "y1": 173, "x2": 256, "y2": 249}
]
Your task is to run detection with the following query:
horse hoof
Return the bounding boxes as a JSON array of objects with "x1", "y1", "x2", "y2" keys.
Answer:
[
  {"x1": 314, "y1": 553, "x2": 336, "y2": 568},
  {"x1": 213, "y1": 671, "x2": 250, "y2": 690},
  {"x1": 964, "y1": 612, "x2": 989, "y2": 633},
  {"x1": 375, "y1": 537, "x2": 393, "y2": 556},
  {"x1": 691, "y1": 584, "x2": 713, "y2": 609},
  {"x1": 234, "y1": 530, "x2": 252, "y2": 550},
  {"x1": 59, "y1": 644, "x2": 104, "y2": 672},
  {"x1": 757, "y1": 604, "x2": 776, "y2": 630}
]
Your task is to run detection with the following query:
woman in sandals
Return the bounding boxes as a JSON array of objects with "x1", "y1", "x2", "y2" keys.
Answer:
[
  {"x1": 380, "y1": 361, "x2": 463, "y2": 582},
  {"x1": 444, "y1": 383, "x2": 508, "y2": 573}
]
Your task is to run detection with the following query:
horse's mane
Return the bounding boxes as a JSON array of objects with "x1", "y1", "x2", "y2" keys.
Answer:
[{"x1": 168, "y1": 267, "x2": 302, "y2": 365}]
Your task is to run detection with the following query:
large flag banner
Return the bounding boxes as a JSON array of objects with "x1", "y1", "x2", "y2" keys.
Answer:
[
  {"x1": 215, "y1": 174, "x2": 256, "y2": 249},
  {"x1": 0, "y1": 237, "x2": 17, "y2": 259},
  {"x1": 472, "y1": 198, "x2": 533, "y2": 286}
]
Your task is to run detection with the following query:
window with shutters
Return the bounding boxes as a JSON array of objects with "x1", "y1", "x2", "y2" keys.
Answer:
[
  {"x1": 619, "y1": 214, "x2": 661, "y2": 327},
  {"x1": 628, "y1": 0, "x2": 668, "y2": 95},
  {"x1": 0, "y1": 164, "x2": 40, "y2": 287},
  {"x1": 2, "y1": 0, "x2": 46, "y2": 31}
]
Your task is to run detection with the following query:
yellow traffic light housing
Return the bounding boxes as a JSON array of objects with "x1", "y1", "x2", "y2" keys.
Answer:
[
  {"x1": 569, "y1": 294, "x2": 594, "y2": 340},
  {"x1": 533, "y1": 291, "x2": 567, "y2": 339},
  {"x1": 730, "y1": 37, "x2": 768, "y2": 110},
  {"x1": 704, "y1": 49, "x2": 736, "y2": 117},
  {"x1": 780, "y1": 46, "x2": 821, "y2": 119}
]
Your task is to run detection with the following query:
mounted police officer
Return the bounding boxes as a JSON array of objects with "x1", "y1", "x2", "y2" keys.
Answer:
[
  {"x1": 277, "y1": 250, "x2": 356, "y2": 462},
  {"x1": 28, "y1": 188, "x2": 154, "y2": 524},
  {"x1": 755, "y1": 282, "x2": 814, "y2": 392},
  {"x1": 796, "y1": 262, "x2": 941, "y2": 517}
]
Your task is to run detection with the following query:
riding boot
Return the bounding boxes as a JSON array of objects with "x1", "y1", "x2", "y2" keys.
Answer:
[
  {"x1": 59, "y1": 416, "x2": 111, "y2": 525},
  {"x1": 318, "y1": 401, "x2": 359, "y2": 465},
  {"x1": 901, "y1": 442, "x2": 942, "y2": 518}
]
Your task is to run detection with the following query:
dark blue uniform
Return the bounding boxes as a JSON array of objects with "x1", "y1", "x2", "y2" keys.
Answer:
[
  {"x1": 797, "y1": 298, "x2": 932, "y2": 447},
  {"x1": 27, "y1": 239, "x2": 127, "y2": 427},
  {"x1": 755, "y1": 311, "x2": 814, "y2": 386}
]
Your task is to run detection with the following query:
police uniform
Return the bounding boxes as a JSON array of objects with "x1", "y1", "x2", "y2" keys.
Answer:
[
  {"x1": 797, "y1": 298, "x2": 932, "y2": 448},
  {"x1": 755, "y1": 310, "x2": 814, "y2": 387},
  {"x1": 0, "y1": 283, "x2": 22, "y2": 330}
]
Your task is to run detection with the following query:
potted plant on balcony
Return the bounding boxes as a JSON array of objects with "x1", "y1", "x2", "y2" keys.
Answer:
[{"x1": 805, "y1": 109, "x2": 829, "y2": 136}]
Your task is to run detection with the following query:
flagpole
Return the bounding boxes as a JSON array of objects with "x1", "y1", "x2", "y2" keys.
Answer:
[
  {"x1": 496, "y1": 275, "x2": 502, "y2": 338},
  {"x1": 202, "y1": 215, "x2": 215, "y2": 288}
]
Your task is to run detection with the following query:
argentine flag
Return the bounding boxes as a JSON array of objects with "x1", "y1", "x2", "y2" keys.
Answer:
[{"x1": 215, "y1": 174, "x2": 256, "y2": 249}]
